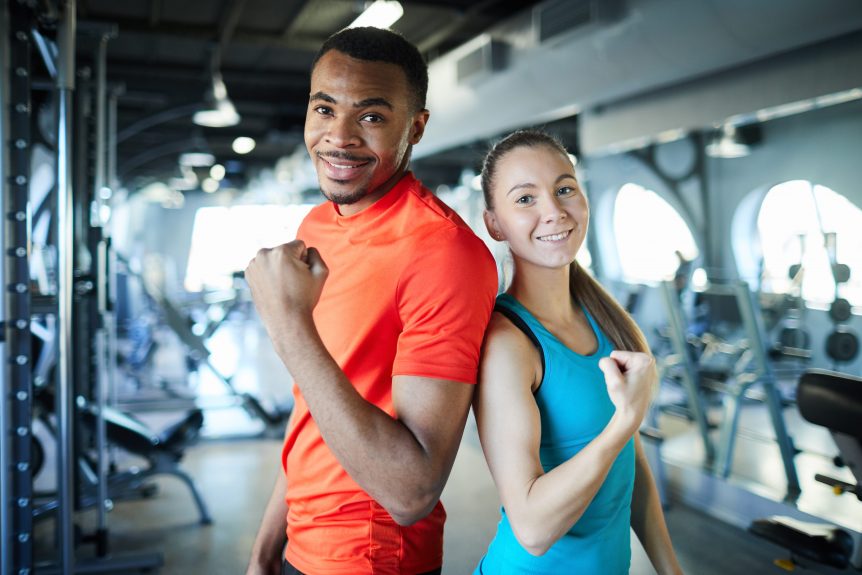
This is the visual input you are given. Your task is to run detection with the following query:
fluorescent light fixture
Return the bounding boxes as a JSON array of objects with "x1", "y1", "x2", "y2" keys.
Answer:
[
  {"x1": 705, "y1": 124, "x2": 750, "y2": 159},
  {"x1": 349, "y1": 0, "x2": 404, "y2": 29},
  {"x1": 193, "y1": 99, "x2": 240, "y2": 128},
  {"x1": 193, "y1": 71, "x2": 241, "y2": 128},
  {"x1": 170, "y1": 177, "x2": 198, "y2": 191},
  {"x1": 232, "y1": 136, "x2": 256, "y2": 155},
  {"x1": 179, "y1": 152, "x2": 215, "y2": 167},
  {"x1": 140, "y1": 182, "x2": 185, "y2": 208}
]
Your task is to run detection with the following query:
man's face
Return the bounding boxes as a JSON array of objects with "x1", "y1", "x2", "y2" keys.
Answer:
[{"x1": 304, "y1": 50, "x2": 429, "y2": 216}]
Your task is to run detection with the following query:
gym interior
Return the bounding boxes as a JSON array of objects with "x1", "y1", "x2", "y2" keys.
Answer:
[{"x1": 2, "y1": 0, "x2": 861, "y2": 573}]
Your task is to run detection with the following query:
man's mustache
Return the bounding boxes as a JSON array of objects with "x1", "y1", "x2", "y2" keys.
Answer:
[{"x1": 317, "y1": 151, "x2": 374, "y2": 163}]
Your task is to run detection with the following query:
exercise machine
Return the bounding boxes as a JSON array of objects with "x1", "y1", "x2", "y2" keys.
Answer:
[
  {"x1": 656, "y1": 279, "x2": 800, "y2": 494},
  {"x1": 750, "y1": 369, "x2": 862, "y2": 571},
  {"x1": 115, "y1": 256, "x2": 291, "y2": 432}
]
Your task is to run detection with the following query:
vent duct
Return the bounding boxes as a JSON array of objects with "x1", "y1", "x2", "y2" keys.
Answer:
[
  {"x1": 456, "y1": 38, "x2": 508, "y2": 84},
  {"x1": 535, "y1": 0, "x2": 625, "y2": 43}
]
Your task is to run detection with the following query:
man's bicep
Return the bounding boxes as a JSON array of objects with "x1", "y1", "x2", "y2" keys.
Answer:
[{"x1": 392, "y1": 375, "x2": 474, "y2": 466}]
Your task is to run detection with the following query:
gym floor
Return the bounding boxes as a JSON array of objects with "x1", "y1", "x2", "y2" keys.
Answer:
[
  {"x1": 31, "y1": 316, "x2": 859, "y2": 574},
  {"x1": 37, "y1": 418, "x2": 846, "y2": 575}
]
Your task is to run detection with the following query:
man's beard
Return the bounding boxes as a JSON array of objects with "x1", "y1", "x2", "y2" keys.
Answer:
[{"x1": 321, "y1": 184, "x2": 367, "y2": 206}]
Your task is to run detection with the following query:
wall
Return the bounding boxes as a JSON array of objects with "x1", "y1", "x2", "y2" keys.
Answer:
[{"x1": 582, "y1": 98, "x2": 862, "y2": 373}]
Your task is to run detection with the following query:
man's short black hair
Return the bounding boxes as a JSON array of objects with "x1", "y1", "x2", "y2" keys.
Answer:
[{"x1": 312, "y1": 27, "x2": 428, "y2": 112}]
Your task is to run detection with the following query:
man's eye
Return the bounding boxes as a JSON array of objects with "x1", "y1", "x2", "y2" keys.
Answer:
[
  {"x1": 314, "y1": 106, "x2": 333, "y2": 115},
  {"x1": 361, "y1": 113, "x2": 383, "y2": 123}
]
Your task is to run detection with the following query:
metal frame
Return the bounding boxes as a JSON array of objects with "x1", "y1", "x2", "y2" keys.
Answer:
[
  {"x1": 713, "y1": 281, "x2": 800, "y2": 495},
  {"x1": 1, "y1": 1, "x2": 11, "y2": 571},
  {"x1": 659, "y1": 278, "x2": 800, "y2": 495},
  {"x1": 658, "y1": 280, "x2": 715, "y2": 461},
  {"x1": 56, "y1": 3, "x2": 77, "y2": 571},
  {"x1": 3, "y1": 2, "x2": 36, "y2": 572}
]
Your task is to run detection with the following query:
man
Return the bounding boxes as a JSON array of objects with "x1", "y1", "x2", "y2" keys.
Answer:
[{"x1": 244, "y1": 27, "x2": 498, "y2": 575}]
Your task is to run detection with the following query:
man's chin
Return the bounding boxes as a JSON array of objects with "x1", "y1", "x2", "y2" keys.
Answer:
[{"x1": 320, "y1": 183, "x2": 367, "y2": 206}]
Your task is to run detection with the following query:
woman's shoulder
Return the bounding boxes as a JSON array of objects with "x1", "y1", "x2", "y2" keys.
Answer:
[
  {"x1": 481, "y1": 309, "x2": 543, "y2": 389},
  {"x1": 486, "y1": 308, "x2": 531, "y2": 348}
]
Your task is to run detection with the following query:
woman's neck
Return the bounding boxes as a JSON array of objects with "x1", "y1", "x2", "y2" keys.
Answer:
[{"x1": 507, "y1": 258, "x2": 575, "y2": 323}]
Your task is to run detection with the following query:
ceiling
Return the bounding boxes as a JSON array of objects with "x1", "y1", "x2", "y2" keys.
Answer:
[{"x1": 28, "y1": 0, "x2": 544, "y2": 189}]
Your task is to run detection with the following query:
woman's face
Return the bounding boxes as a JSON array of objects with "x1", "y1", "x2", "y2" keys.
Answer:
[{"x1": 484, "y1": 145, "x2": 589, "y2": 271}]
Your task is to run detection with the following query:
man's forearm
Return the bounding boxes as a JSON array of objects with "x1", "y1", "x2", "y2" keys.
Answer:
[
  {"x1": 270, "y1": 313, "x2": 464, "y2": 525},
  {"x1": 247, "y1": 471, "x2": 288, "y2": 575}
]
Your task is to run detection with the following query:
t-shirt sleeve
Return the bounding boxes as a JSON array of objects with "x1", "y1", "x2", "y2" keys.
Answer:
[{"x1": 392, "y1": 227, "x2": 498, "y2": 384}]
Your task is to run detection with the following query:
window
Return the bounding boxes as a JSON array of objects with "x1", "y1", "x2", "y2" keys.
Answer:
[
  {"x1": 185, "y1": 204, "x2": 314, "y2": 292},
  {"x1": 757, "y1": 180, "x2": 862, "y2": 306},
  {"x1": 613, "y1": 183, "x2": 699, "y2": 284}
]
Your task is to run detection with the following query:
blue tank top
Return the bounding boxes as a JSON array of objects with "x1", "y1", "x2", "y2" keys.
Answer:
[{"x1": 475, "y1": 293, "x2": 635, "y2": 575}]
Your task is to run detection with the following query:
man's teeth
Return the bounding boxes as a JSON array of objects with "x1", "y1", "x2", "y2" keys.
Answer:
[
  {"x1": 538, "y1": 230, "x2": 570, "y2": 241},
  {"x1": 330, "y1": 161, "x2": 362, "y2": 169}
]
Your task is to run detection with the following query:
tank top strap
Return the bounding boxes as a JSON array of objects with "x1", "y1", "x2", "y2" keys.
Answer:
[
  {"x1": 493, "y1": 302, "x2": 545, "y2": 375},
  {"x1": 495, "y1": 294, "x2": 553, "y2": 344}
]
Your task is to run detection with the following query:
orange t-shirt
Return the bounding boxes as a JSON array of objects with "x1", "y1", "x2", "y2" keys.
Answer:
[{"x1": 282, "y1": 172, "x2": 497, "y2": 575}]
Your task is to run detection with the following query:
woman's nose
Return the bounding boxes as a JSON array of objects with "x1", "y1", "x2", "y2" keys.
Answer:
[{"x1": 541, "y1": 195, "x2": 567, "y2": 223}]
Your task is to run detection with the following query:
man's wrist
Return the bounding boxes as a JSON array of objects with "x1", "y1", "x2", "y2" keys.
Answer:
[
  {"x1": 271, "y1": 311, "x2": 320, "y2": 362},
  {"x1": 269, "y1": 307, "x2": 315, "y2": 341}
]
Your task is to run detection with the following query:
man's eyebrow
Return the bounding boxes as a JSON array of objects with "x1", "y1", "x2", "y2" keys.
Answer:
[
  {"x1": 309, "y1": 93, "x2": 393, "y2": 110},
  {"x1": 310, "y1": 91, "x2": 336, "y2": 103},
  {"x1": 355, "y1": 97, "x2": 393, "y2": 110}
]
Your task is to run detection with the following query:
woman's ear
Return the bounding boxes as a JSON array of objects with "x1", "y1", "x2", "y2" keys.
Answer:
[{"x1": 483, "y1": 210, "x2": 504, "y2": 241}]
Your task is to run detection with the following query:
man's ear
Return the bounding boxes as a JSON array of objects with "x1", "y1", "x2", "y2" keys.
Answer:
[
  {"x1": 483, "y1": 209, "x2": 504, "y2": 241},
  {"x1": 409, "y1": 109, "x2": 430, "y2": 145}
]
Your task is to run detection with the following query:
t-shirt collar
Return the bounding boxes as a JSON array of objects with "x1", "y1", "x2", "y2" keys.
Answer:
[{"x1": 331, "y1": 171, "x2": 416, "y2": 226}]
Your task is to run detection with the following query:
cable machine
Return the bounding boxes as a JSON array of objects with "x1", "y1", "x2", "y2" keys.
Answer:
[
  {"x1": 2, "y1": 1, "x2": 162, "y2": 572},
  {"x1": 2, "y1": 1, "x2": 37, "y2": 572}
]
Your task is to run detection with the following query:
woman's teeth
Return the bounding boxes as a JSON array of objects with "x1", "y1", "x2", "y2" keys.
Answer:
[{"x1": 537, "y1": 230, "x2": 571, "y2": 242}]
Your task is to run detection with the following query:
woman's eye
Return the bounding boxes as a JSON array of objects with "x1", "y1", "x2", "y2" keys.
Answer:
[
  {"x1": 557, "y1": 186, "x2": 576, "y2": 196},
  {"x1": 515, "y1": 195, "x2": 534, "y2": 205}
]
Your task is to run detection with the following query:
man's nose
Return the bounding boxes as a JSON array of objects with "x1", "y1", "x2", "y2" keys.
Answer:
[{"x1": 325, "y1": 116, "x2": 360, "y2": 148}]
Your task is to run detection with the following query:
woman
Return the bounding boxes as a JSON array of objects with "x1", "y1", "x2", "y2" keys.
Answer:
[{"x1": 473, "y1": 130, "x2": 683, "y2": 574}]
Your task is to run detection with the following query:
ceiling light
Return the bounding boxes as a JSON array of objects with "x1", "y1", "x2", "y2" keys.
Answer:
[
  {"x1": 193, "y1": 99, "x2": 240, "y2": 128},
  {"x1": 193, "y1": 69, "x2": 241, "y2": 128},
  {"x1": 202, "y1": 178, "x2": 219, "y2": 193},
  {"x1": 179, "y1": 152, "x2": 215, "y2": 167},
  {"x1": 210, "y1": 164, "x2": 226, "y2": 181},
  {"x1": 169, "y1": 177, "x2": 197, "y2": 191},
  {"x1": 232, "y1": 136, "x2": 256, "y2": 155},
  {"x1": 705, "y1": 124, "x2": 750, "y2": 159},
  {"x1": 349, "y1": 1, "x2": 404, "y2": 29}
]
